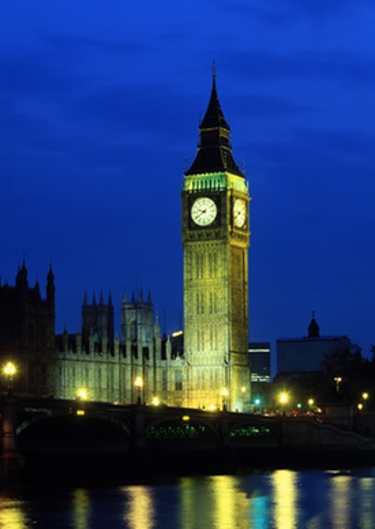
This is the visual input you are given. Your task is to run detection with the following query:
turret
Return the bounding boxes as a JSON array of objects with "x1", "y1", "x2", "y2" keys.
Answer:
[
  {"x1": 15, "y1": 259, "x2": 28, "y2": 291},
  {"x1": 46, "y1": 263, "x2": 55, "y2": 309},
  {"x1": 308, "y1": 312, "x2": 320, "y2": 338}
]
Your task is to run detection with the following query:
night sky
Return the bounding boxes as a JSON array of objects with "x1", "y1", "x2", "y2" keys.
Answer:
[{"x1": 2, "y1": 1, "x2": 375, "y2": 371}]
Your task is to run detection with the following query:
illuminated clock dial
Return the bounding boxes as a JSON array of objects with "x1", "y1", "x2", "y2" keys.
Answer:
[
  {"x1": 233, "y1": 198, "x2": 246, "y2": 228},
  {"x1": 191, "y1": 197, "x2": 217, "y2": 226}
]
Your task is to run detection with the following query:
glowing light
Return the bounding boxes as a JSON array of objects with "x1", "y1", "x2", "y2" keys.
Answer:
[
  {"x1": 279, "y1": 392, "x2": 288, "y2": 405},
  {"x1": 3, "y1": 361, "x2": 16, "y2": 377},
  {"x1": 152, "y1": 396, "x2": 160, "y2": 406},
  {"x1": 135, "y1": 376, "x2": 143, "y2": 404},
  {"x1": 76, "y1": 409, "x2": 85, "y2": 416},
  {"x1": 182, "y1": 415, "x2": 190, "y2": 421},
  {"x1": 77, "y1": 388, "x2": 88, "y2": 401},
  {"x1": 134, "y1": 376, "x2": 143, "y2": 389},
  {"x1": 362, "y1": 392, "x2": 369, "y2": 400}
]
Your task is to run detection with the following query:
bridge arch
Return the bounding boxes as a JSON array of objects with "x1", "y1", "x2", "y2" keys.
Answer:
[{"x1": 17, "y1": 411, "x2": 131, "y2": 456}]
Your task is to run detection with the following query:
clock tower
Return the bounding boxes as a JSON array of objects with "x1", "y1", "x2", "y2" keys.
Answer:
[{"x1": 182, "y1": 72, "x2": 251, "y2": 411}]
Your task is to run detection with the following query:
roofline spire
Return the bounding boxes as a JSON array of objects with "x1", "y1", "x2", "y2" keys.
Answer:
[{"x1": 211, "y1": 60, "x2": 217, "y2": 80}]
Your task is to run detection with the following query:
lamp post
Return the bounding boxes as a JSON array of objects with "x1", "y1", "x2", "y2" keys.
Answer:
[
  {"x1": 3, "y1": 361, "x2": 16, "y2": 395},
  {"x1": 279, "y1": 392, "x2": 288, "y2": 416},
  {"x1": 361, "y1": 392, "x2": 369, "y2": 412},
  {"x1": 221, "y1": 387, "x2": 228, "y2": 411},
  {"x1": 76, "y1": 388, "x2": 88, "y2": 415},
  {"x1": 334, "y1": 376, "x2": 342, "y2": 393},
  {"x1": 135, "y1": 376, "x2": 143, "y2": 405}
]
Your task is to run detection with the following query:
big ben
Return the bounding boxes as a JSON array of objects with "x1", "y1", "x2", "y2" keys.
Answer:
[{"x1": 182, "y1": 71, "x2": 251, "y2": 411}]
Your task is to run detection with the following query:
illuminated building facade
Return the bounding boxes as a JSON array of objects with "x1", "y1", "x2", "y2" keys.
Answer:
[
  {"x1": 55, "y1": 290, "x2": 185, "y2": 405},
  {"x1": 181, "y1": 73, "x2": 251, "y2": 410},
  {"x1": 0, "y1": 79, "x2": 251, "y2": 410}
]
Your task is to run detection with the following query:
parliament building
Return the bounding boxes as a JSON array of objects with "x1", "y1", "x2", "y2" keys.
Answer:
[{"x1": 0, "y1": 75, "x2": 252, "y2": 411}]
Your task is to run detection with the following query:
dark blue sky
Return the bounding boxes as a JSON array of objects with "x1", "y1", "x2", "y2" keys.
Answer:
[{"x1": 2, "y1": 1, "x2": 375, "y2": 367}]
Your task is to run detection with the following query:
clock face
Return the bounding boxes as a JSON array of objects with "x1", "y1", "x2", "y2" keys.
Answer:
[
  {"x1": 233, "y1": 198, "x2": 246, "y2": 228},
  {"x1": 191, "y1": 197, "x2": 217, "y2": 226}
]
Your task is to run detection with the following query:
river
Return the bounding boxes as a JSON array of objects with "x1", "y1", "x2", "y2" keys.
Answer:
[{"x1": 1, "y1": 467, "x2": 375, "y2": 528}]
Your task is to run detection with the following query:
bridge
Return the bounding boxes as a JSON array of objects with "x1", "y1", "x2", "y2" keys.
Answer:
[{"x1": 1, "y1": 395, "x2": 374, "y2": 484}]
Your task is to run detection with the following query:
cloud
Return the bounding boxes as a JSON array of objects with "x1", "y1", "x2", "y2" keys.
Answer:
[{"x1": 223, "y1": 49, "x2": 375, "y2": 86}]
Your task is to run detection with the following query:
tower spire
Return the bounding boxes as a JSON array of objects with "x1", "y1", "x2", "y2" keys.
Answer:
[
  {"x1": 185, "y1": 70, "x2": 243, "y2": 177},
  {"x1": 211, "y1": 60, "x2": 217, "y2": 80}
]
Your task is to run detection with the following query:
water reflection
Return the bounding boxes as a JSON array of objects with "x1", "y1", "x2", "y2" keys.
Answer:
[
  {"x1": 359, "y1": 476, "x2": 375, "y2": 529},
  {"x1": 72, "y1": 488, "x2": 91, "y2": 529},
  {"x1": 329, "y1": 475, "x2": 352, "y2": 528},
  {"x1": 272, "y1": 470, "x2": 298, "y2": 529},
  {"x1": 1, "y1": 468, "x2": 375, "y2": 528},
  {"x1": 0, "y1": 495, "x2": 28, "y2": 529},
  {"x1": 122, "y1": 485, "x2": 155, "y2": 529}
]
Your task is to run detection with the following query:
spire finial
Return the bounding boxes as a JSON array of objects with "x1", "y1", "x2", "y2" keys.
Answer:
[{"x1": 211, "y1": 60, "x2": 217, "y2": 80}]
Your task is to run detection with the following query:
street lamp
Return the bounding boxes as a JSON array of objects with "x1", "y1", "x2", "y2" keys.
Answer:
[
  {"x1": 3, "y1": 361, "x2": 16, "y2": 395},
  {"x1": 279, "y1": 392, "x2": 288, "y2": 416},
  {"x1": 361, "y1": 392, "x2": 369, "y2": 412},
  {"x1": 135, "y1": 376, "x2": 143, "y2": 404},
  {"x1": 77, "y1": 388, "x2": 88, "y2": 401},
  {"x1": 334, "y1": 376, "x2": 342, "y2": 392},
  {"x1": 76, "y1": 388, "x2": 88, "y2": 415},
  {"x1": 221, "y1": 387, "x2": 228, "y2": 411}
]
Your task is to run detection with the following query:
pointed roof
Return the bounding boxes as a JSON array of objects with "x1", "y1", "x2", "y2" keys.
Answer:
[
  {"x1": 47, "y1": 262, "x2": 54, "y2": 282},
  {"x1": 83, "y1": 290, "x2": 88, "y2": 306},
  {"x1": 308, "y1": 311, "x2": 320, "y2": 338},
  {"x1": 185, "y1": 72, "x2": 243, "y2": 177}
]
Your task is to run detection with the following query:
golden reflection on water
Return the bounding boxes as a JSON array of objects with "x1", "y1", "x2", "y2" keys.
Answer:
[
  {"x1": 272, "y1": 469, "x2": 298, "y2": 529},
  {"x1": 179, "y1": 475, "x2": 254, "y2": 529},
  {"x1": 72, "y1": 488, "x2": 91, "y2": 529},
  {"x1": 329, "y1": 475, "x2": 352, "y2": 529},
  {"x1": 122, "y1": 485, "x2": 155, "y2": 529},
  {"x1": 0, "y1": 496, "x2": 28, "y2": 529},
  {"x1": 211, "y1": 475, "x2": 250, "y2": 529},
  {"x1": 359, "y1": 477, "x2": 375, "y2": 529}
]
